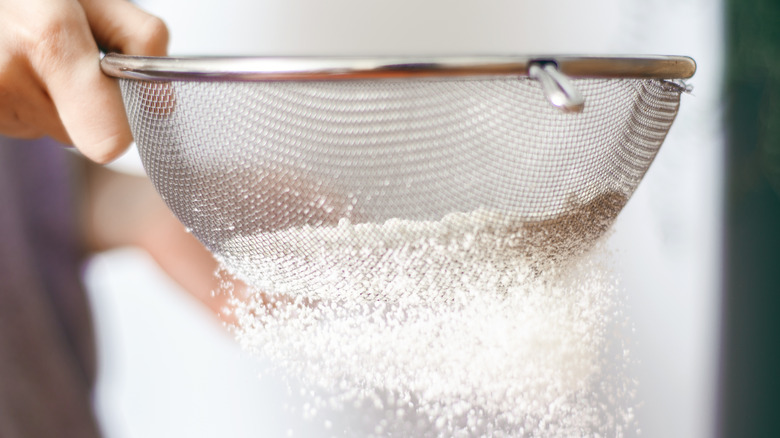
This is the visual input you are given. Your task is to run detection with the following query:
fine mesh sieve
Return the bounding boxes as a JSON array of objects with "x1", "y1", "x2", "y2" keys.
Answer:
[{"x1": 102, "y1": 54, "x2": 695, "y2": 301}]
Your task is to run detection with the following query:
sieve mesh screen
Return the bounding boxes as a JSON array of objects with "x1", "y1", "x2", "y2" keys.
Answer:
[{"x1": 119, "y1": 76, "x2": 684, "y2": 301}]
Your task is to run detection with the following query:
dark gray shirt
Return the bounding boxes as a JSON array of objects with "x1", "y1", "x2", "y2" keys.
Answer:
[{"x1": 0, "y1": 137, "x2": 102, "y2": 437}]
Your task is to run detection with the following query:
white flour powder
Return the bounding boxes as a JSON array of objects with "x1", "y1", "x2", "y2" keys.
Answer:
[{"x1": 217, "y1": 207, "x2": 635, "y2": 437}]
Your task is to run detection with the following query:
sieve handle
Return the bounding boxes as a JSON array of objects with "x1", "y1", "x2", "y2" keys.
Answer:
[{"x1": 529, "y1": 63, "x2": 585, "y2": 113}]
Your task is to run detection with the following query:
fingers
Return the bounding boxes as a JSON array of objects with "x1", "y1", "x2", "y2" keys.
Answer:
[
  {"x1": 30, "y1": 0, "x2": 168, "y2": 163},
  {"x1": 0, "y1": 0, "x2": 168, "y2": 162},
  {"x1": 0, "y1": 53, "x2": 72, "y2": 144},
  {"x1": 27, "y1": 2, "x2": 131, "y2": 163},
  {"x1": 79, "y1": 0, "x2": 169, "y2": 56}
]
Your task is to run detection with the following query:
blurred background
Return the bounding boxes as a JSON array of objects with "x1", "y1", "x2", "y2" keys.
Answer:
[{"x1": 82, "y1": 0, "x2": 780, "y2": 437}]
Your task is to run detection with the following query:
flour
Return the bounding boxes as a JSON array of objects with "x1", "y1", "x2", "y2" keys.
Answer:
[{"x1": 217, "y1": 204, "x2": 635, "y2": 437}]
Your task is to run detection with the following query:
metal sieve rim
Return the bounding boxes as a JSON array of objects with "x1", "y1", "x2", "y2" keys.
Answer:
[{"x1": 100, "y1": 54, "x2": 696, "y2": 82}]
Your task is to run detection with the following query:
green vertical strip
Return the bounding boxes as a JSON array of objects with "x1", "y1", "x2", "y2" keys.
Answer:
[{"x1": 720, "y1": 0, "x2": 780, "y2": 437}]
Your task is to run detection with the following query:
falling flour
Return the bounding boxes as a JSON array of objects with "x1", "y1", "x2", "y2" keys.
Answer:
[{"x1": 217, "y1": 196, "x2": 635, "y2": 437}]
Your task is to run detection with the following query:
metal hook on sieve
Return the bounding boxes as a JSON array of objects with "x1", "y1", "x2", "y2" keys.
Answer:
[{"x1": 529, "y1": 62, "x2": 585, "y2": 113}]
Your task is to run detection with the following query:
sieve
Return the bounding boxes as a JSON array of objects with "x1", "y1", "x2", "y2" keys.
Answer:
[{"x1": 101, "y1": 54, "x2": 695, "y2": 301}]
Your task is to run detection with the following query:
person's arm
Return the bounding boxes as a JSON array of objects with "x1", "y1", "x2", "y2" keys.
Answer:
[
  {"x1": 82, "y1": 160, "x2": 240, "y2": 323},
  {"x1": 0, "y1": 0, "x2": 167, "y2": 162}
]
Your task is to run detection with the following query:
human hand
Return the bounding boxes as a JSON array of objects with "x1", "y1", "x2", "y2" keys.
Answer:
[{"x1": 0, "y1": 0, "x2": 168, "y2": 163}]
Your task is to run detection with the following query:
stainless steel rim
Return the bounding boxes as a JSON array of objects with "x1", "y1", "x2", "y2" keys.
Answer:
[{"x1": 100, "y1": 54, "x2": 696, "y2": 82}]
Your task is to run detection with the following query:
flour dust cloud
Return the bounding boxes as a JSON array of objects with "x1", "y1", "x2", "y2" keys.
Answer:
[{"x1": 216, "y1": 205, "x2": 636, "y2": 437}]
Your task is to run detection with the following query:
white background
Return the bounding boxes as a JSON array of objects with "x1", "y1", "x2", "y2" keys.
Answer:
[{"x1": 87, "y1": 1, "x2": 724, "y2": 437}]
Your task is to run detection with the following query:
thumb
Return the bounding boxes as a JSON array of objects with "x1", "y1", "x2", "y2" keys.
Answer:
[{"x1": 80, "y1": 0, "x2": 169, "y2": 56}]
